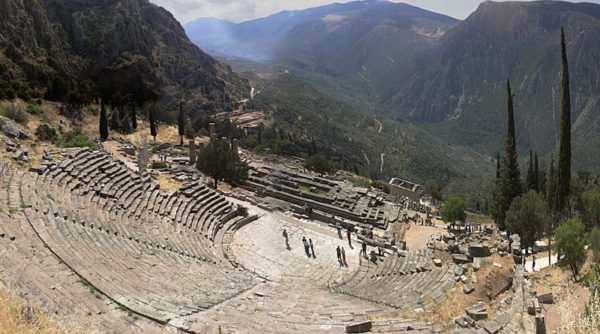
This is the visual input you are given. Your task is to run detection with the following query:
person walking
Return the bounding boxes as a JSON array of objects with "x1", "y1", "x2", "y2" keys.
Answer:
[
  {"x1": 362, "y1": 242, "x2": 367, "y2": 258},
  {"x1": 302, "y1": 236, "x2": 310, "y2": 257},
  {"x1": 341, "y1": 247, "x2": 347, "y2": 266},
  {"x1": 532, "y1": 255, "x2": 536, "y2": 272},
  {"x1": 336, "y1": 221, "x2": 342, "y2": 239},
  {"x1": 309, "y1": 239, "x2": 315, "y2": 258},
  {"x1": 347, "y1": 229, "x2": 352, "y2": 247},
  {"x1": 336, "y1": 246, "x2": 342, "y2": 265},
  {"x1": 283, "y1": 229, "x2": 290, "y2": 250}
]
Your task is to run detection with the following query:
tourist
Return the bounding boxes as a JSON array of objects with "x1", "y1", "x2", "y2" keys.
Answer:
[
  {"x1": 532, "y1": 255, "x2": 536, "y2": 272},
  {"x1": 302, "y1": 236, "x2": 310, "y2": 257},
  {"x1": 336, "y1": 245, "x2": 341, "y2": 264},
  {"x1": 347, "y1": 229, "x2": 352, "y2": 247},
  {"x1": 362, "y1": 242, "x2": 367, "y2": 258},
  {"x1": 336, "y1": 221, "x2": 341, "y2": 239},
  {"x1": 309, "y1": 238, "x2": 315, "y2": 258},
  {"x1": 342, "y1": 247, "x2": 347, "y2": 266},
  {"x1": 283, "y1": 229, "x2": 289, "y2": 249}
]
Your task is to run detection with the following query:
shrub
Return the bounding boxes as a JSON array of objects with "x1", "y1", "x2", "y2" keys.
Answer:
[
  {"x1": 60, "y1": 128, "x2": 97, "y2": 150},
  {"x1": 2, "y1": 106, "x2": 28, "y2": 125},
  {"x1": 35, "y1": 124, "x2": 58, "y2": 143},
  {"x1": 26, "y1": 104, "x2": 43, "y2": 115},
  {"x1": 149, "y1": 161, "x2": 167, "y2": 169},
  {"x1": 305, "y1": 154, "x2": 334, "y2": 175},
  {"x1": 371, "y1": 180, "x2": 390, "y2": 194}
]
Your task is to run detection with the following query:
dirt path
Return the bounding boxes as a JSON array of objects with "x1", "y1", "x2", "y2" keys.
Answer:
[
  {"x1": 404, "y1": 222, "x2": 449, "y2": 250},
  {"x1": 374, "y1": 118, "x2": 383, "y2": 133}
]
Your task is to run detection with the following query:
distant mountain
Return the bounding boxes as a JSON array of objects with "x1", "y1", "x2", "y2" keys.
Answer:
[
  {"x1": 0, "y1": 0, "x2": 248, "y2": 112},
  {"x1": 391, "y1": 1, "x2": 600, "y2": 171},
  {"x1": 184, "y1": 0, "x2": 399, "y2": 62}
]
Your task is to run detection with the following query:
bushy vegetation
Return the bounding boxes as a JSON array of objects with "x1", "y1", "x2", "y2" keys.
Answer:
[
  {"x1": 59, "y1": 128, "x2": 97, "y2": 150},
  {"x1": 0, "y1": 106, "x2": 28, "y2": 125},
  {"x1": 305, "y1": 154, "x2": 334, "y2": 175},
  {"x1": 553, "y1": 219, "x2": 587, "y2": 279},
  {"x1": 35, "y1": 124, "x2": 58, "y2": 143},
  {"x1": 149, "y1": 161, "x2": 167, "y2": 169},
  {"x1": 196, "y1": 140, "x2": 248, "y2": 188},
  {"x1": 440, "y1": 196, "x2": 467, "y2": 227}
]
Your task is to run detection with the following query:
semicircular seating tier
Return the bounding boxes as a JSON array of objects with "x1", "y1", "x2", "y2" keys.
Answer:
[{"x1": 5, "y1": 148, "x2": 254, "y2": 323}]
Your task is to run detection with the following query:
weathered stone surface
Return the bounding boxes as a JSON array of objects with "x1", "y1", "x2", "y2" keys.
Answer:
[
  {"x1": 463, "y1": 284, "x2": 474, "y2": 294},
  {"x1": 537, "y1": 292, "x2": 554, "y2": 304},
  {"x1": 466, "y1": 303, "x2": 488, "y2": 321},
  {"x1": 473, "y1": 257, "x2": 481, "y2": 271},
  {"x1": 29, "y1": 166, "x2": 47, "y2": 175},
  {"x1": 346, "y1": 321, "x2": 372, "y2": 333},
  {"x1": 483, "y1": 319, "x2": 501, "y2": 334},
  {"x1": 453, "y1": 253, "x2": 471, "y2": 264},
  {"x1": 433, "y1": 258, "x2": 442, "y2": 266},
  {"x1": 469, "y1": 242, "x2": 491, "y2": 257},
  {"x1": 1, "y1": 116, "x2": 33, "y2": 139}
]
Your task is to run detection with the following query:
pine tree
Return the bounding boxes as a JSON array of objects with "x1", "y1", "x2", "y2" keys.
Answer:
[
  {"x1": 491, "y1": 79, "x2": 522, "y2": 230},
  {"x1": 99, "y1": 100, "x2": 108, "y2": 140},
  {"x1": 526, "y1": 149, "x2": 535, "y2": 190},
  {"x1": 556, "y1": 26, "x2": 572, "y2": 213},
  {"x1": 533, "y1": 153, "x2": 539, "y2": 192},
  {"x1": 149, "y1": 106, "x2": 157, "y2": 141},
  {"x1": 547, "y1": 153, "x2": 557, "y2": 213},
  {"x1": 178, "y1": 101, "x2": 185, "y2": 146}
]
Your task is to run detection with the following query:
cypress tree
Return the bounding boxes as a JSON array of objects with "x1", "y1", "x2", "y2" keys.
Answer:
[
  {"x1": 130, "y1": 105, "x2": 137, "y2": 130},
  {"x1": 149, "y1": 106, "x2": 157, "y2": 141},
  {"x1": 492, "y1": 79, "x2": 522, "y2": 230},
  {"x1": 178, "y1": 101, "x2": 185, "y2": 146},
  {"x1": 556, "y1": 26, "x2": 571, "y2": 212},
  {"x1": 533, "y1": 153, "x2": 539, "y2": 192},
  {"x1": 547, "y1": 153, "x2": 557, "y2": 213},
  {"x1": 526, "y1": 149, "x2": 534, "y2": 190},
  {"x1": 496, "y1": 152, "x2": 501, "y2": 179},
  {"x1": 99, "y1": 100, "x2": 108, "y2": 140}
]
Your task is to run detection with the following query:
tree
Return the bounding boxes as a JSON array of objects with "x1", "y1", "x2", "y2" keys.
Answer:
[
  {"x1": 305, "y1": 154, "x2": 334, "y2": 175},
  {"x1": 491, "y1": 79, "x2": 522, "y2": 230},
  {"x1": 178, "y1": 101, "x2": 185, "y2": 146},
  {"x1": 533, "y1": 153, "x2": 539, "y2": 192},
  {"x1": 424, "y1": 179, "x2": 442, "y2": 202},
  {"x1": 149, "y1": 105, "x2": 157, "y2": 141},
  {"x1": 590, "y1": 226, "x2": 600, "y2": 263},
  {"x1": 505, "y1": 190, "x2": 550, "y2": 251},
  {"x1": 196, "y1": 140, "x2": 248, "y2": 189},
  {"x1": 496, "y1": 152, "x2": 501, "y2": 179},
  {"x1": 440, "y1": 196, "x2": 467, "y2": 229},
  {"x1": 553, "y1": 219, "x2": 587, "y2": 279},
  {"x1": 581, "y1": 190, "x2": 600, "y2": 229},
  {"x1": 556, "y1": 26, "x2": 572, "y2": 213},
  {"x1": 130, "y1": 105, "x2": 137, "y2": 130},
  {"x1": 99, "y1": 100, "x2": 108, "y2": 140},
  {"x1": 526, "y1": 150, "x2": 535, "y2": 191},
  {"x1": 35, "y1": 123, "x2": 58, "y2": 143},
  {"x1": 547, "y1": 153, "x2": 557, "y2": 212}
]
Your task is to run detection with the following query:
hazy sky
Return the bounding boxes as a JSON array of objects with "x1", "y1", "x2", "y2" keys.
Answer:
[{"x1": 150, "y1": 0, "x2": 600, "y2": 24}]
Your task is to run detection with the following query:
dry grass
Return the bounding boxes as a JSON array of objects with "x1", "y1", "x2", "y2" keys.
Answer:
[
  {"x1": 0, "y1": 285, "x2": 89, "y2": 334},
  {"x1": 466, "y1": 212, "x2": 493, "y2": 225},
  {"x1": 154, "y1": 173, "x2": 182, "y2": 191}
]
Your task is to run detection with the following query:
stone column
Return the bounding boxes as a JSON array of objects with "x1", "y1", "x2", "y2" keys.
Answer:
[
  {"x1": 535, "y1": 314, "x2": 546, "y2": 334},
  {"x1": 189, "y1": 140, "x2": 196, "y2": 165},
  {"x1": 232, "y1": 138, "x2": 239, "y2": 154},
  {"x1": 209, "y1": 123, "x2": 216, "y2": 142}
]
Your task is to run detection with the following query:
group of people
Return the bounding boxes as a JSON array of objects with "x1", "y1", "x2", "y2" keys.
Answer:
[
  {"x1": 282, "y1": 227, "x2": 357, "y2": 267},
  {"x1": 335, "y1": 221, "x2": 354, "y2": 247}
]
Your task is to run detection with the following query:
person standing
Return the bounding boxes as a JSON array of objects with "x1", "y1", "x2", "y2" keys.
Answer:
[
  {"x1": 336, "y1": 221, "x2": 342, "y2": 239},
  {"x1": 362, "y1": 242, "x2": 367, "y2": 258},
  {"x1": 336, "y1": 246, "x2": 341, "y2": 264},
  {"x1": 341, "y1": 247, "x2": 347, "y2": 266},
  {"x1": 532, "y1": 255, "x2": 536, "y2": 272},
  {"x1": 347, "y1": 229, "x2": 352, "y2": 247},
  {"x1": 283, "y1": 229, "x2": 289, "y2": 249},
  {"x1": 309, "y1": 238, "x2": 315, "y2": 258}
]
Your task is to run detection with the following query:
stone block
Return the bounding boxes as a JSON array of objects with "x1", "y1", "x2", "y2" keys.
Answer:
[
  {"x1": 537, "y1": 292, "x2": 554, "y2": 304},
  {"x1": 469, "y1": 242, "x2": 491, "y2": 257},
  {"x1": 463, "y1": 284, "x2": 474, "y2": 294},
  {"x1": 453, "y1": 253, "x2": 471, "y2": 264},
  {"x1": 473, "y1": 257, "x2": 481, "y2": 271},
  {"x1": 483, "y1": 319, "x2": 501, "y2": 334},
  {"x1": 345, "y1": 321, "x2": 372, "y2": 333},
  {"x1": 433, "y1": 258, "x2": 442, "y2": 267},
  {"x1": 535, "y1": 314, "x2": 546, "y2": 334},
  {"x1": 466, "y1": 303, "x2": 488, "y2": 321}
]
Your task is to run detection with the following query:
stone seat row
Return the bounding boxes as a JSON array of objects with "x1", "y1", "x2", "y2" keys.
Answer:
[
  {"x1": 333, "y1": 257, "x2": 455, "y2": 309},
  {"x1": 17, "y1": 181, "x2": 254, "y2": 322}
]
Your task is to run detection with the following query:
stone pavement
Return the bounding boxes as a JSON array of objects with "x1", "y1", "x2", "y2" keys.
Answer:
[{"x1": 230, "y1": 209, "x2": 363, "y2": 285}]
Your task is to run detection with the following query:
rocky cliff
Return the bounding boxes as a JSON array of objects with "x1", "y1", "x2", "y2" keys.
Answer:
[{"x1": 0, "y1": 0, "x2": 248, "y2": 110}]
